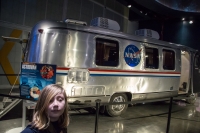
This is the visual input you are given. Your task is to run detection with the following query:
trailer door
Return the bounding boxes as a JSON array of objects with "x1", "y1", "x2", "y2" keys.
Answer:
[{"x1": 193, "y1": 52, "x2": 200, "y2": 93}]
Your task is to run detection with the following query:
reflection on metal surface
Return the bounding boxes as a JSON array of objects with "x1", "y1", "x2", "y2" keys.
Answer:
[
  {"x1": 195, "y1": 97, "x2": 200, "y2": 112},
  {"x1": 67, "y1": 68, "x2": 89, "y2": 83},
  {"x1": 136, "y1": 125, "x2": 164, "y2": 133},
  {"x1": 108, "y1": 122, "x2": 124, "y2": 133},
  {"x1": 175, "y1": 100, "x2": 186, "y2": 107},
  {"x1": 71, "y1": 85, "x2": 105, "y2": 96},
  {"x1": 188, "y1": 109, "x2": 194, "y2": 117},
  {"x1": 5, "y1": 127, "x2": 22, "y2": 133}
]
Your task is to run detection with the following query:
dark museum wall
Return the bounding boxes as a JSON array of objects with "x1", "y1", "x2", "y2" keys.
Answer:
[
  {"x1": 163, "y1": 20, "x2": 200, "y2": 50},
  {"x1": 120, "y1": 0, "x2": 200, "y2": 51},
  {"x1": 139, "y1": 20, "x2": 200, "y2": 50}
]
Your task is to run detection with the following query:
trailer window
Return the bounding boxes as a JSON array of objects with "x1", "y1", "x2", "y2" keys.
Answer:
[
  {"x1": 163, "y1": 49, "x2": 175, "y2": 70},
  {"x1": 96, "y1": 38, "x2": 119, "y2": 66},
  {"x1": 145, "y1": 47, "x2": 159, "y2": 69}
]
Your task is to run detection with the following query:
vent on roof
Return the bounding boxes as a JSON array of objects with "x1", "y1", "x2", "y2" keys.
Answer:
[
  {"x1": 135, "y1": 29, "x2": 160, "y2": 39},
  {"x1": 64, "y1": 19, "x2": 87, "y2": 26},
  {"x1": 90, "y1": 17, "x2": 120, "y2": 31}
]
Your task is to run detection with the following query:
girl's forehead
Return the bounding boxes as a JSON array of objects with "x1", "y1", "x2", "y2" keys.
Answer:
[{"x1": 54, "y1": 92, "x2": 65, "y2": 97}]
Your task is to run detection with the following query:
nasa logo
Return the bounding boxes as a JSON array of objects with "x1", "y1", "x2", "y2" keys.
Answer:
[{"x1": 124, "y1": 45, "x2": 142, "y2": 67}]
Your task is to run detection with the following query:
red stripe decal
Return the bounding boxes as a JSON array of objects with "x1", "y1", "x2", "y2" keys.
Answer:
[{"x1": 56, "y1": 67, "x2": 180, "y2": 74}]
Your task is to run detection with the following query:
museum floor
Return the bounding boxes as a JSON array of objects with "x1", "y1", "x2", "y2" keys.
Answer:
[{"x1": 1, "y1": 97, "x2": 200, "y2": 133}]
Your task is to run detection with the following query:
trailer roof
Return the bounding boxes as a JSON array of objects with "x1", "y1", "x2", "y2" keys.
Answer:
[{"x1": 33, "y1": 20, "x2": 197, "y2": 52}]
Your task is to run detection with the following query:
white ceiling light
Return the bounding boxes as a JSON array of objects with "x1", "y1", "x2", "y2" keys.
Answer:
[
  {"x1": 182, "y1": 18, "x2": 185, "y2": 20},
  {"x1": 128, "y1": 5, "x2": 131, "y2": 8},
  {"x1": 189, "y1": 20, "x2": 193, "y2": 24}
]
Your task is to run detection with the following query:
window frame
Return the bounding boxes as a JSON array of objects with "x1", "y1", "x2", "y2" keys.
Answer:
[
  {"x1": 144, "y1": 46, "x2": 159, "y2": 69},
  {"x1": 162, "y1": 48, "x2": 176, "y2": 70},
  {"x1": 95, "y1": 38, "x2": 119, "y2": 67}
]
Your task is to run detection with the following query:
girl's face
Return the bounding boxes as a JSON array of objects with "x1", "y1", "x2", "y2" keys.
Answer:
[{"x1": 47, "y1": 93, "x2": 66, "y2": 122}]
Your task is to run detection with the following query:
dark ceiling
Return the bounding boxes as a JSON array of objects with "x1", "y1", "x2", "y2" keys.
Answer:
[{"x1": 117, "y1": 0, "x2": 200, "y2": 22}]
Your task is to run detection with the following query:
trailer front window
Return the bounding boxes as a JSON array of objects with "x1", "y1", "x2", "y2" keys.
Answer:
[
  {"x1": 163, "y1": 49, "x2": 175, "y2": 70},
  {"x1": 95, "y1": 38, "x2": 119, "y2": 67}
]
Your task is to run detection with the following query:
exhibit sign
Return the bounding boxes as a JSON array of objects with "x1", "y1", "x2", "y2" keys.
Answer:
[{"x1": 20, "y1": 62, "x2": 57, "y2": 100}]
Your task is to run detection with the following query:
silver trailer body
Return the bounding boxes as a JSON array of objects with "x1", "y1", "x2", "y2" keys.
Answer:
[{"x1": 23, "y1": 19, "x2": 200, "y2": 116}]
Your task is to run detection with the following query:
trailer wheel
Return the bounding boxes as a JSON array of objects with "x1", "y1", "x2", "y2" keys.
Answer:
[
  {"x1": 105, "y1": 93, "x2": 128, "y2": 117},
  {"x1": 186, "y1": 93, "x2": 197, "y2": 104}
]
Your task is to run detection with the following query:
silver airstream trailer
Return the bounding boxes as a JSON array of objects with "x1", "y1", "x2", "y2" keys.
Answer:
[{"x1": 2, "y1": 17, "x2": 200, "y2": 116}]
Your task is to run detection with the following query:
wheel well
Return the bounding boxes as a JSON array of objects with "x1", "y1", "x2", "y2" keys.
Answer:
[
  {"x1": 124, "y1": 92, "x2": 132, "y2": 102},
  {"x1": 113, "y1": 92, "x2": 132, "y2": 102}
]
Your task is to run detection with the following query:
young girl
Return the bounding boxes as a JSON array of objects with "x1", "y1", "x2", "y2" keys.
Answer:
[{"x1": 21, "y1": 84, "x2": 69, "y2": 133}]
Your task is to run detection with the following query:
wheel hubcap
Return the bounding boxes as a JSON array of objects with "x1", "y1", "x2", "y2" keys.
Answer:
[{"x1": 111, "y1": 96, "x2": 126, "y2": 112}]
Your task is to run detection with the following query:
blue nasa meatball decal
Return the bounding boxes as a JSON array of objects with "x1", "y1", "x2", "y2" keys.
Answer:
[{"x1": 124, "y1": 45, "x2": 142, "y2": 67}]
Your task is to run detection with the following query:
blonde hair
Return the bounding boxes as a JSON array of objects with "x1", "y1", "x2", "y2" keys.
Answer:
[{"x1": 32, "y1": 84, "x2": 69, "y2": 130}]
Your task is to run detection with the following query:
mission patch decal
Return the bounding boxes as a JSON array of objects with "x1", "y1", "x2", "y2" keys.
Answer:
[{"x1": 124, "y1": 45, "x2": 142, "y2": 67}]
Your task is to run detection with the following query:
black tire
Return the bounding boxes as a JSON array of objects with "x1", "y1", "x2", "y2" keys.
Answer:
[
  {"x1": 186, "y1": 94, "x2": 197, "y2": 104},
  {"x1": 84, "y1": 106, "x2": 105, "y2": 114},
  {"x1": 99, "y1": 105, "x2": 106, "y2": 114},
  {"x1": 84, "y1": 107, "x2": 96, "y2": 114},
  {"x1": 105, "y1": 93, "x2": 128, "y2": 117}
]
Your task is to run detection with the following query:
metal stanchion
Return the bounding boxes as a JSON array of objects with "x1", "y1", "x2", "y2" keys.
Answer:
[
  {"x1": 94, "y1": 99, "x2": 101, "y2": 133},
  {"x1": 166, "y1": 97, "x2": 173, "y2": 133}
]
